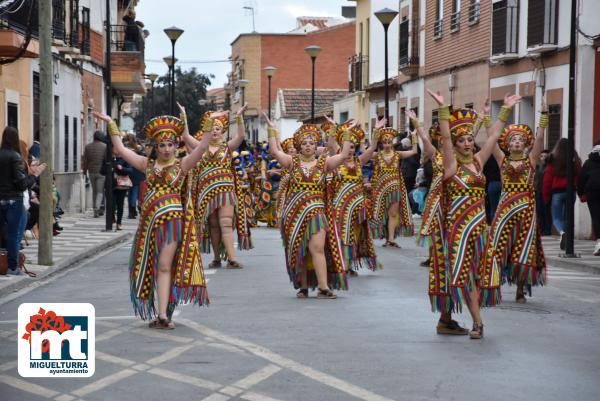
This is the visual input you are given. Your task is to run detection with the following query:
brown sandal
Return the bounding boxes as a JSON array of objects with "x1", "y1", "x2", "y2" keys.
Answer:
[
  {"x1": 296, "y1": 289, "x2": 309, "y2": 298},
  {"x1": 516, "y1": 288, "x2": 526, "y2": 304},
  {"x1": 437, "y1": 319, "x2": 469, "y2": 335},
  {"x1": 469, "y1": 322, "x2": 484, "y2": 339},
  {"x1": 317, "y1": 288, "x2": 337, "y2": 299},
  {"x1": 149, "y1": 317, "x2": 175, "y2": 330},
  {"x1": 208, "y1": 260, "x2": 222, "y2": 269},
  {"x1": 383, "y1": 241, "x2": 401, "y2": 248},
  {"x1": 226, "y1": 260, "x2": 243, "y2": 269}
]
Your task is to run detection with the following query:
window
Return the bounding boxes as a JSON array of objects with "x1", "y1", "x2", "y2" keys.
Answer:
[
  {"x1": 81, "y1": 7, "x2": 91, "y2": 55},
  {"x1": 64, "y1": 115, "x2": 69, "y2": 172},
  {"x1": 469, "y1": 0, "x2": 481, "y2": 24},
  {"x1": 73, "y1": 116, "x2": 78, "y2": 171},
  {"x1": 339, "y1": 111, "x2": 349, "y2": 123},
  {"x1": 52, "y1": 0, "x2": 66, "y2": 42},
  {"x1": 434, "y1": 0, "x2": 444, "y2": 38},
  {"x1": 69, "y1": 0, "x2": 79, "y2": 48},
  {"x1": 492, "y1": 0, "x2": 519, "y2": 56},
  {"x1": 33, "y1": 72, "x2": 40, "y2": 140},
  {"x1": 432, "y1": 109, "x2": 439, "y2": 126},
  {"x1": 547, "y1": 104, "x2": 561, "y2": 150},
  {"x1": 527, "y1": 0, "x2": 558, "y2": 48},
  {"x1": 399, "y1": 107, "x2": 406, "y2": 133},
  {"x1": 451, "y1": 0, "x2": 461, "y2": 32},
  {"x1": 399, "y1": 19, "x2": 409, "y2": 66},
  {"x1": 7, "y1": 102, "x2": 18, "y2": 129}
]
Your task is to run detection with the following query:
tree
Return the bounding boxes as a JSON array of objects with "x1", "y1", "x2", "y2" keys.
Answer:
[{"x1": 135, "y1": 67, "x2": 213, "y2": 136}]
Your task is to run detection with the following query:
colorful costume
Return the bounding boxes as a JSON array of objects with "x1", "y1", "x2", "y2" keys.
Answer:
[
  {"x1": 441, "y1": 109, "x2": 499, "y2": 309},
  {"x1": 370, "y1": 128, "x2": 414, "y2": 239},
  {"x1": 128, "y1": 116, "x2": 208, "y2": 319},
  {"x1": 482, "y1": 124, "x2": 546, "y2": 290},
  {"x1": 280, "y1": 125, "x2": 347, "y2": 290},
  {"x1": 418, "y1": 150, "x2": 453, "y2": 313},
  {"x1": 330, "y1": 125, "x2": 378, "y2": 271},
  {"x1": 189, "y1": 112, "x2": 252, "y2": 255}
]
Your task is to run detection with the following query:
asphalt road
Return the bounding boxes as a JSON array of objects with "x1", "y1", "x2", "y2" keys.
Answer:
[{"x1": 1, "y1": 227, "x2": 599, "y2": 401}]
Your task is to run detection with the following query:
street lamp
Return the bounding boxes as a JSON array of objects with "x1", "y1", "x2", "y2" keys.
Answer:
[
  {"x1": 145, "y1": 73, "x2": 158, "y2": 117},
  {"x1": 375, "y1": 8, "x2": 398, "y2": 124},
  {"x1": 263, "y1": 66, "x2": 276, "y2": 119},
  {"x1": 163, "y1": 56, "x2": 177, "y2": 114},
  {"x1": 304, "y1": 45, "x2": 322, "y2": 123},
  {"x1": 163, "y1": 26, "x2": 184, "y2": 115}
]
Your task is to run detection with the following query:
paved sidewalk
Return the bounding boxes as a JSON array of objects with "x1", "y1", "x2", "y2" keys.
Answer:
[
  {"x1": 542, "y1": 236, "x2": 599, "y2": 274},
  {"x1": 0, "y1": 212, "x2": 137, "y2": 298}
]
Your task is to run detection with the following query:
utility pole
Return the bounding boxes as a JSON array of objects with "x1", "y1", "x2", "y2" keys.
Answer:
[
  {"x1": 38, "y1": 0, "x2": 53, "y2": 265},
  {"x1": 104, "y1": 0, "x2": 114, "y2": 231}
]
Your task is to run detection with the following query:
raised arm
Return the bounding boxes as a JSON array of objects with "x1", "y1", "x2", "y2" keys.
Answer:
[
  {"x1": 178, "y1": 102, "x2": 201, "y2": 150},
  {"x1": 476, "y1": 94, "x2": 521, "y2": 166},
  {"x1": 326, "y1": 120, "x2": 358, "y2": 171},
  {"x1": 359, "y1": 117, "x2": 384, "y2": 165},
  {"x1": 406, "y1": 109, "x2": 435, "y2": 160},
  {"x1": 324, "y1": 115, "x2": 339, "y2": 155},
  {"x1": 93, "y1": 112, "x2": 147, "y2": 172},
  {"x1": 529, "y1": 96, "x2": 548, "y2": 169},
  {"x1": 263, "y1": 112, "x2": 292, "y2": 168},
  {"x1": 228, "y1": 103, "x2": 248, "y2": 150},
  {"x1": 427, "y1": 89, "x2": 455, "y2": 178},
  {"x1": 180, "y1": 111, "x2": 212, "y2": 172}
]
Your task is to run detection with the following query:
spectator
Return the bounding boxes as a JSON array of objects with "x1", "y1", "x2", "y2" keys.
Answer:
[
  {"x1": 122, "y1": 10, "x2": 142, "y2": 51},
  {"x1": 0, "y1": 127, "x2": 46, "y2": 275},
  {"x1": 83, "y1": 130, "x2": 107, "y2": 217},
  {"x1": 543, "y1": 138, "x2": 582, "y2": 249},
  {"x1": 577, "y1": 141, "x2": 600, "y2": 255},
  {"x1": 535, "y1": 149, "x2": 552, "y2": 235},
  {"x1": 113, "y1": 153, "x2": 132, "y2": 230},
  {"x1": 29, "y1": 137, "x2": 40, "y2": 159},
  {"x1": 125, "y1": 135, "x2": 145, "y2": 219},
  {"x1": 400, "y1": 135, "x2": 420, "y2": 192}
]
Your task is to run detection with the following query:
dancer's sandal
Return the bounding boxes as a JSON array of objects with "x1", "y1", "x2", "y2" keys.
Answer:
[
  {"x1": 469, "y1": 322, "x2": 484, "y2": 339},
  {"x1": 296, "y1": 289, "x2": 309, "y2": 298},
  {"x1": 208, "y1": 259, "x2": 222, "y2": 269},
  {"x1": 226, "y1": 260, "x2": 243, "y2": 269},
  {"x1": 348, "y1": 269, "x2": 358, "y2": 277},
  {"x1": 149, "y1": 317, "x2": 175, "y2": 330},
  {"x1": 384, "y1": 241, "x2": 401, "y2": 248},
  {"x1": 516, "y1": 288, "x2": 526, "y2": 304},
  {"x1": 316, "y1": 288, "x2": 337, "y2": 299},
  {"x1": 436, "y1": 319, "x2": 469, "y2": 335}
]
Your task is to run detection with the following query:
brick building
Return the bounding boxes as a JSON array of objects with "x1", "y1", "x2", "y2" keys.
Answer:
[{"x1": 229, "y1": 18, "x2": 355, "y2": 143}]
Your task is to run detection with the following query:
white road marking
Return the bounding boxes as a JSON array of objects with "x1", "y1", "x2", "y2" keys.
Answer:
[
  {"x1": 200, "y1": 394, "x2": 231, "y2": 401},
  {"x1": 71, "y1": 369, "x2": 138, "y2": 397},
  {"x1": 54, "y1": 394, "x2": 76, "y2": 401},
  {"x1": 130, "y1": 327, "x2": 194, "y2": 343},
  {"x1": 145, "y1": 343, "x2": 196, "y2": 365},
  {"x1": 240, "y1": 392, "x2": 285, "y2": 401},
  {"x1": 178, "y1": 318, "x2": 394, "y2": 401},
  {"x1": 96, "y1": 328, "x2": 123, "y2": 342},
  {"x1": 95, "y1": 350, "x2": 136, "y2": 367},
  {"x1": 0, "y1": 360, "x2": 17, "y2": 372},
  {"x1": 147, "y1": 367, "x2": 221, "y2": 391},
  {"x1": 0, "y1": 373, "x2": 60, "y2": 398},
  {"x1": 233, "y1": 364, "x2": 281, "y2": 389}
]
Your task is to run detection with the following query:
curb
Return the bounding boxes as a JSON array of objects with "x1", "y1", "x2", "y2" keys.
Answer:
[
  {"x1": 545, "y1": 255, "x2": 600, "y2": 275},
  {"x1": 0, "y1": 231, "x2": 133, "y2": 299}
]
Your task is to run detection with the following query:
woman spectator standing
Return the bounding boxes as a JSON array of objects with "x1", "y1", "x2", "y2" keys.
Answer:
[
  {"x1": 535, "y1": 150, "x2": 552, "y2": 235},
  {"x1": 577, "y1": 141, "x2": 600, "y2": 255},
  {"x1": 125, "y1": 135, "x2": 145, "y2": 219},
  {"x1": 0, "y1": 127, "x2": 46, "y2": 275},
  {"x1": 543, "y1": 138, "x2": 581, "y2": 249},
  {"x1": 113, "y1": 152, "x2": 132, "y2": 230}
]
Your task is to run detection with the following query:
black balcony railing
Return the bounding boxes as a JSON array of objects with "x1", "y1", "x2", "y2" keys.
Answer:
[
  {"x1": 0, "y1": 0, "x2": 39, "y2": 36},
  {"x1": 492, "y1": 0, "x2": 519, "y2": 56},
  {"x1": 110, "y1": 24, "x2": 145, "y2": 53},
  {"x1": 399, "y1": 56, "x2": 419, "y2": 68},
  {"x1": 348, "y1": 55, "x2": 368, "y2": 92}
]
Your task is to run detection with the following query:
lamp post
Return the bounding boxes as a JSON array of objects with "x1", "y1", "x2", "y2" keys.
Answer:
[
  {"x1": 375, "y1": 8, "x2": 398, "y2": 124},
  {"x1": 163, "y1": 26, "x2": 184, "y2": 115},
  {"x1": 263, "y1": 66, "x2": 276, "y2": 119},
  {"x1": 304, "y1": 45, "x2": 321, "y2": 123},
  {"x1": 238, "y1": 79, "x2": 250, "y2": 142},
  {"x1": 163, "y1": 56, "x2": 177, "y2": 114},
  {"x1": 144, "y1": 73, "x2": 158, "y2": 117}
]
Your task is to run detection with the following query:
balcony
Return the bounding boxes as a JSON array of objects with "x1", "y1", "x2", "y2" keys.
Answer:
[
  {"x1": 0, "y1": 30, "x2": 39, "y2": 58},
  {"x1": 491, "y1": 0, "x2": 519, "y2": 62},
  {"x1": 468, "y1": 2, "x2": 481, "y2": 25},
  {"x1": 527, "y1": 0, "x2": 558, "y2": 55},
  {"x1": 110, "y1": 24, "x2": 146, "y2": 96},
  {"x1": 450, "y1": 11, "x2": 461, "y2": 32},
  {"x1": 348, "y1": 55, "x2": 368, "y2": 92},
  {"x1": 399, "y1": 56, "x2": 419, "y2": 77},
  {"x1": 433, "y1": 19, "x2": 443, "y2": 39}
]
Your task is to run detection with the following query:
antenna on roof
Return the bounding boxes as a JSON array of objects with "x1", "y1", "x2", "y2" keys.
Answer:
[{"x1": 243, "y1": 2, "x2": 257, "y2": 33}]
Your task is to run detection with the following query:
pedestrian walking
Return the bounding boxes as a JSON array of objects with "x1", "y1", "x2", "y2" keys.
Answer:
[
  {"x1": 82, "y1": 130, "x2": 107, "y2": 217},
  {"x1": 577, "y1": 141, "x2": 600, "y2": 255},
  {"x1": 535, "y1": 149, "x2": 552, "y2": 235}
]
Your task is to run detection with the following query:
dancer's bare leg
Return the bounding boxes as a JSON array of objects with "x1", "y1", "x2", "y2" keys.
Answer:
[
  {"x1": 156, "y1": 241, "x2": 177, "y2": 319},
  {"x1": 218, "y1": 204, "x2": 237, "y2": 261},
  {"x1": 308, "y1": 229, "x2": 328, "y2": 290}
]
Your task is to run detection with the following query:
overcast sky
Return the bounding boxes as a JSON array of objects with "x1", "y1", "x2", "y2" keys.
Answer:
[{"x1": 136, "y1": 0, "x2": 350, "y2": 89}]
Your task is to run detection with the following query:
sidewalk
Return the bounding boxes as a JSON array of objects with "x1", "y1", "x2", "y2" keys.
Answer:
[
  {"x1": 0, "y1": 212, "x2": 137, "y2": 298},
  {"x1": 541, "y1": 236, "x2": 600, "y2": 274}
]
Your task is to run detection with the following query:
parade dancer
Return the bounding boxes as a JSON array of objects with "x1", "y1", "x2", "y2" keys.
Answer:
[
  {"x1": 427, "y1": 90, "x2": 521, "y2": 339},
  {"x1": 182, "y1": 104, "x2": 252, "y2": 269},
  {"x1": 328, "y1": 118, "x2": 384, "y2": 273},
  {"x1": 264, "y1": 112, "x2": 354, "y2": 299},
  {"x1": 483, "y1": 98, "x2": 548, "y2": 303},
  {"x1": 408, "y1": 110, "x2": 469, "y2": 335},
  {"x1": 274, "y1": 138, "x2": 296, "y2": 226},
  {"x1": 370, "y1": 124, "x2": 418, "y2": 247},
  {"x1": 94, "y1": 109, "x2": 211, "y2": 329}
]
